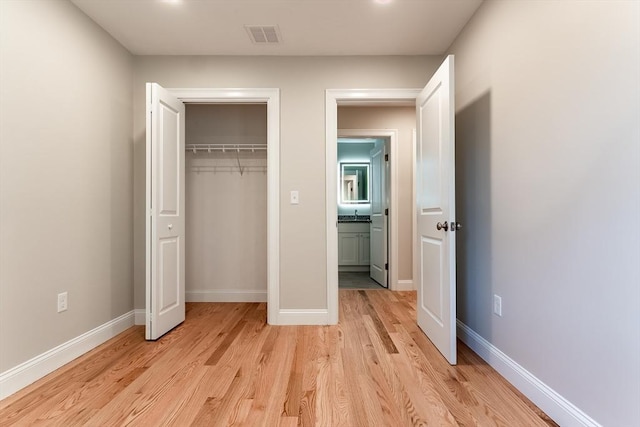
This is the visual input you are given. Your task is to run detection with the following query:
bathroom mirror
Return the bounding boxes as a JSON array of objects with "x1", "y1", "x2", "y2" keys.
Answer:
[{"x1": 340, "y1": 163, "x2": 369, "y2": 204}]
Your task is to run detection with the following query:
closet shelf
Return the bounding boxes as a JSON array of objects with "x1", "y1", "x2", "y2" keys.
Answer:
[
  {"x1": 190, "y1": 165, "x2": 266, "y2": 174},
  {"x1": 186, "y1": 143, "x2": 267, "y2": 154},
  {"x1": 186, "y1": 143, "x2": 267, "y2": 176}
]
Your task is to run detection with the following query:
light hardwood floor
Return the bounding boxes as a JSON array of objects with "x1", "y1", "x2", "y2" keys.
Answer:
[{"x1": 0, "y1": 290, "x2": 557, "y2": 426}]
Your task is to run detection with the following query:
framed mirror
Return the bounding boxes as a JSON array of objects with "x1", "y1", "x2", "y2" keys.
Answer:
[{"x1": 340, "y1": 163, "x2": 369, "y2": 204}]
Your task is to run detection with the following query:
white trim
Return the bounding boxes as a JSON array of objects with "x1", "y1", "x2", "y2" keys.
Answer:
[
  {"x1": 338, "y1": 129, "x2": 399, "y2": 292},
  {"x1": 326, "y1": 89, "x2": 421, "y2": 324},
  {"x1": 160, "y1": 87, "x2": 280, "y2": 326},
  {"x1": 0, "y1": 311, "x2": 134, "y2": 400},
  {"x1": 276, "y1": 309, "x2": 329, "y2": 325},
  {"x1": 395, "y1": 280, "x2": 415, "y2": 291},
  {"x1": 457, "y1": 321, "x2": 602, "y2": 427},
  {"x1": 145, "y1": 83, "x2": 153, "y2": 339},
  {"x1": 186, "y1": 290, "x2": 267, "y2": 302},
  {"x1": 134, "y1": 309, "x2": 146, "y2": 325},
  {"x1": 168, "y1": 88, "x2": 280, "y2": 104},
  {"x1": 411, "y1": 129, "x2": 417, "y2": 290}
]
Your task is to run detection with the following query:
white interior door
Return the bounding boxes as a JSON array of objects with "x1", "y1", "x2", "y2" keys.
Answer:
[
  {"x1": 415, "y1": 55, "x2": 457, "y2": 364},
  {"x1": 370, "y1": 142, "x2": 387, "y2": 287},
  {"x1": 146, "y1": 83, "x2": 186, "y2": 340}
]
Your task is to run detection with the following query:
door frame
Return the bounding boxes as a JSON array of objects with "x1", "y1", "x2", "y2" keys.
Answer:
[
  {"x1": 164, "y1": 88, "x2": 280, "y2": 325},
  {"x1": 338, "y1": 129, "x2": 397, "y2": 289},
  {"x1": 326, "y1": 89, "x2": 421, "y2": 323}
]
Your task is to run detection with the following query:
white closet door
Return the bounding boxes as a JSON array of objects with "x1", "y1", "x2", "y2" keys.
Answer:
[{"x1": 146, "y1": 83, "x2": 186, "y2": 340}]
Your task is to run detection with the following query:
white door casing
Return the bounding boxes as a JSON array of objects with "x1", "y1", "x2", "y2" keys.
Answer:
[
  {"x1": 415, "y1": 55, "x2": 457, "y2": 364},
  {"x1": 370, "y1": 142, "x2": 388, "y2": 287},
  {"x1": 146, "y1": 83, "x2": 186, "y2": 340},
  {"x1": 148, "y1": 87, "x2": 280, "y2": 325}
]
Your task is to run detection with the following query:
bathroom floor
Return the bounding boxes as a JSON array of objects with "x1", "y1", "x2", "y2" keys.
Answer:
[{"x1": 339, "y1": 272, "x2": 386, "y2": 289}]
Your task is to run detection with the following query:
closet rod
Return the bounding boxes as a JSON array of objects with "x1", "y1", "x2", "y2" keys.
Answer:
[{"x1": 185, "y1": 143, "x2": 267, "y2": 154}]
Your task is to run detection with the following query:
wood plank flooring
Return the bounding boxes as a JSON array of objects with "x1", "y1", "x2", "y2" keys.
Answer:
[{"x1": 0, "y1": 290, "x2": 558, "y2": 426}]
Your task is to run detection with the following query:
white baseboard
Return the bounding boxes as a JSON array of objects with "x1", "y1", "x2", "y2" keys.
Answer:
[
  {"x1": 456, "y1": 320, "x2": 601, "y2": 427},
  {"x1": 134, "y1": 309, "x2": 146, "y2": 326},
  {"x1": 338, "y1": 266, "x2": 369, "y2": 273},
  {"x1": 0, "y1": 311, "x2": 134, "y2": 400},
  {"x1": 275, "y1": 309, "x2": 329, "y2": 325},
  {"x1": 394, "y1": 279, "x2": 415, "y2": 291},
  {"x1": 186, "y1": 289, "x2": 267, "y2": 303}
]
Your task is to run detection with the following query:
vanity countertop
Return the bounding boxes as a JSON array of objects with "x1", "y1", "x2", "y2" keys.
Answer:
[{"x1": 338, "y1": 215, "x2": 371, "y2": 223}]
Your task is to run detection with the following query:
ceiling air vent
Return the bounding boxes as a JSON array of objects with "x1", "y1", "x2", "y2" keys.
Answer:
[{"x1": 245, "y1": 25, "x2": 281, "y2": 44}]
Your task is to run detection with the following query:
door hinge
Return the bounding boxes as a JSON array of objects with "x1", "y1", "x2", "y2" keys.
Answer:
[
  {"x1": 385, "y1": 154, "x2": 389, "y2": 162},
  {"x1": 385, "y1": 208, "x2": 389, "y2": 215},
  {"x1": 385, "y1": 263, "x2": 389, "y2": 271}
]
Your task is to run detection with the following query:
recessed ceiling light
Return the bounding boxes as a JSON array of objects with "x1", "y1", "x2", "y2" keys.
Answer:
[
  {"x1": 374, "y1": 0, "x2": 393, "y2": 4},
  {"x1": 161, "y1": 0, "x2": 182, "y2": 4}
]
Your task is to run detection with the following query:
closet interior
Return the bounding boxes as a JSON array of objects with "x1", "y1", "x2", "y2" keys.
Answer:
[{"x1": 185, "y1": 103, "x2": 268, "y2": 302}]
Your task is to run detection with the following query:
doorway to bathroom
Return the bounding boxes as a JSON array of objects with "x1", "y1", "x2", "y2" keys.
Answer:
[
  {"x1": 326, "y1": 55, "x2": 457, "y2": 365},
  {"x1": 336, "y1": 133, "x2": 391, "y2": 290},
  {"x1": 336, "y1": 106, "x2": 417, "y2": 292}
]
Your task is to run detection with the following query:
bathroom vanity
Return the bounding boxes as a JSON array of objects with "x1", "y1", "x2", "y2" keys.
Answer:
[{"x1": 337, "y1": 217, "x2": 370, "y2": 271}]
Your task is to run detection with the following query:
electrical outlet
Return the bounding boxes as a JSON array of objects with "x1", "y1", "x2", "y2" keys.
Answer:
[
  {"x1": 57, "y1": 292, "x2": 68, "y2": 313},
  {"x1": 493, "y1": 294, "x2": 502, "y2": 317}
]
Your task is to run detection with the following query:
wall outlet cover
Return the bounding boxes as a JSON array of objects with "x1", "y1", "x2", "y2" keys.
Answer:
[
  {"x1": 493, "y1": 294, "x2": 502, "y2": 317},
  {"x1": 57, "y1": 292, "x2": 68, "y2": 313}
]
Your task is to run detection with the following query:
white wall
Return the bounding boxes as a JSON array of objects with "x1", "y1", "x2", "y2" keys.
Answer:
[
  {"x1": 338, "y1": 107, "x2": 416, "y2": 282},
  {"x1": 0, "y1": 0, "x2": 133, "y2": 372},
  {"x1": 133, "y1": 56, "x2": 442, "y2": 311},
  {"x1": 185, "y1": 104, "x2": 267, "y2": 301},
  {"x1": 449, "y1": 1, "x2": 640, "y2": 425}
]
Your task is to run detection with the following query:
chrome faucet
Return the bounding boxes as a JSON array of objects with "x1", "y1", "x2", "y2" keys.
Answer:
[{"x1": 354, "y1": 209, "x2": 358, "y2": 219}]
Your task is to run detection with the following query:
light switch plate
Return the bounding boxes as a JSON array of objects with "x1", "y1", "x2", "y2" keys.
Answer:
[{"x1": 290, "y1": 190, "x2": 299, "y2": 205}]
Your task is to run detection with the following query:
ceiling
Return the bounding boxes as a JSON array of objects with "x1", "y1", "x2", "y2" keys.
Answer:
[{"x1": 70, "y1": 0, "x2": 483, "y2": 56}]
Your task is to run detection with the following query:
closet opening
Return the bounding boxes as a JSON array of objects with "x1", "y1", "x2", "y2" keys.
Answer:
[
  {"x1": 146, "y1": 86, "x2": 280, "y2": 340},
  {"x1": 185, "y1": 103, "x2": 268, "y2": 307}
]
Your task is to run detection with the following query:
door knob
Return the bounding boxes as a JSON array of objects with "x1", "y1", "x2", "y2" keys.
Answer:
[
  {"x1": 451, "y1": 221, "x2": 462, "y2": 231},
  {"x1": 436, "y1": 222, "x2": 449, "y2": 231},
  {"x1": 168, "y1": 224, "x2": 173, "y2": 230}
]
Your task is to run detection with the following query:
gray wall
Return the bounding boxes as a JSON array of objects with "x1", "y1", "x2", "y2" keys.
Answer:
[
  {"x1": 185, "y1": 104, "x2": 267, "y2": 298},
  {"x1": 0, "y1": 0, "x2": 133, "y2": 372},
  {"x1": 132, "y1": 56, "x2": 442, "y2": 311},
  {"x1": 449, "y1": 1, "x2": 640, "y2": 425}
]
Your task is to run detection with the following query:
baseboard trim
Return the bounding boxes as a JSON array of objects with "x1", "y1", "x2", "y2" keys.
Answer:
[
  {"x1": 338, "y1": 266, "x2": 369, "y2": 273},
  {"x1": 394, "y1": 280, "x2": 414, "y2": 291},
  {"x1": 275, "y1": 309, "x2": 330, "y2": 325},
  {"x1": 456, "y1": 320, "x2": 601, "y2": 427},
  {"x1": 134, "y1": 309, "x2": 146, "y2": 326},
  {"x1": 186, "y1": 289, "x2": 267, "y2": 303},
  {"x1": 0, "y1": 310, "x2": 134, "y2": 400}
]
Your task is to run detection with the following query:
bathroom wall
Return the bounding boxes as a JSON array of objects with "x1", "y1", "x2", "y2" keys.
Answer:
[
  {"x1": 337, "y1": 106, "x2": 416, "y2": 283},
  {"x1": 185, "y1": 104, "x2": 267, "y2": 301}
]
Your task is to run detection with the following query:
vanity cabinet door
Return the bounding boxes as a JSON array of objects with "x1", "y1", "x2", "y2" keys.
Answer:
[
  {"x1": 359, "y1": 233, "x2": 370, "y2": 265},
  {"x1": 338, "y1": 232, "x2": 360, "y2": 265}
]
